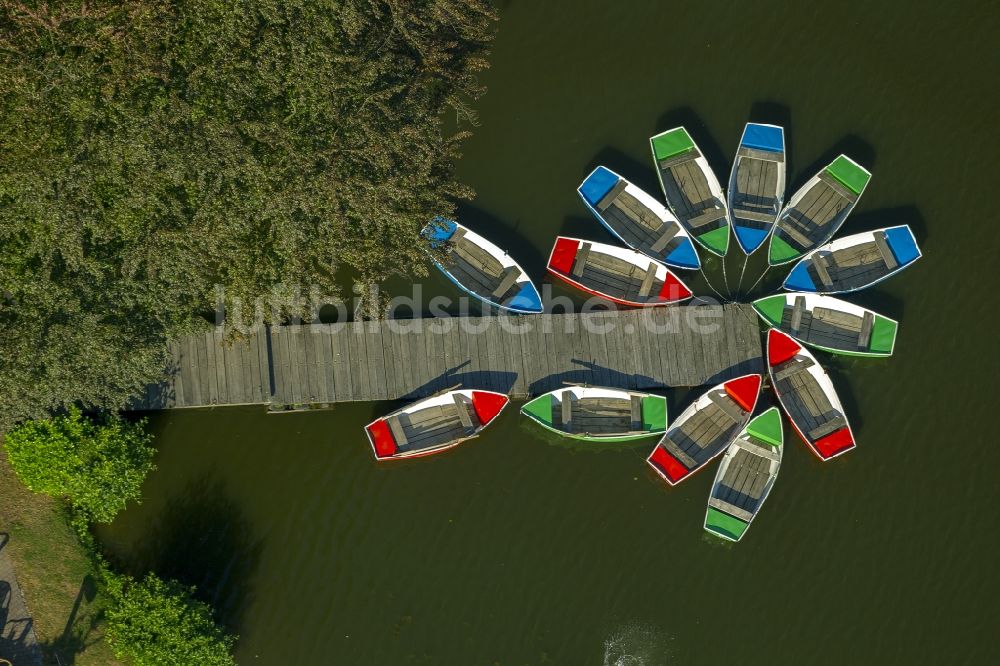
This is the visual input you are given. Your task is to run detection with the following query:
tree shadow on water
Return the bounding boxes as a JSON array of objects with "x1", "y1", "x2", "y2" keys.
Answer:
[{"x1": 110, "y1": 474, "x2": 264, "y2": 635}]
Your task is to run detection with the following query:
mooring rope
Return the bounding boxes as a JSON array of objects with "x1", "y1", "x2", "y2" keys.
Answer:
[
  {"x1": 720, "y1": 251, "x2": 731, "y2": 300},
  {"x1": 697, "y1": 265, "x2": 727, "y2": 302},
  {"x1": 735, "y1": 253, "x2": 749, "y2": 300}
]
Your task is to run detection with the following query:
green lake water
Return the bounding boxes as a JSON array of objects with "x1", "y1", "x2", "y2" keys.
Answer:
[{"x1": 98, "y1": 1, "x2": 999, "y2": 663}]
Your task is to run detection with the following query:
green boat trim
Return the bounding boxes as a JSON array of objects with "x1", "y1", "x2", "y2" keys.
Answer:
[
  {"x1": 869, "y1": 315, "x2": 897, "y2": 354},
  {"x1": 696, "y1": 225, "x2": 730, "y2": 256},
  {"x1": 704, "y1": 507, "x2": 749, "y2": 541},
  {"x1": 768, "y1": 233, "x2": 802, "y2": 264},
  {"x1": 825, "y1": 155, "x2": 871, "y2": 195},
  {"x1": 650, "y1": 127, "x2": 695, "y2": 161},
  {"x1": 745, "y1": 408, "x2": 783, "y2": 447},
  {"x1": 752, "y1": 294, "x2": 785, "y2": 328}
]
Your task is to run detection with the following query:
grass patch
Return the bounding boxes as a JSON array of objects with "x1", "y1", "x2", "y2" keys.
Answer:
[{"x1": 0, "y1": 445, "x2": 122, "y2": 666}]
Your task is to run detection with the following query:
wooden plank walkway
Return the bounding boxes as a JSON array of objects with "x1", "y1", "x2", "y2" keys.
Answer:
[{"x1": 135, "y1": 304, "x2": 763, "y2": 410}]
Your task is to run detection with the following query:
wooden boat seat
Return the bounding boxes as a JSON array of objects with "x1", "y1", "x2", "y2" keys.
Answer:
[
  {"x1": 858, "y1": 311, "x2": 875, "y2": 348},
  {"x1": 649, "y1": 224, "x2": 679, "y2": 253},
  {"x1": 740, "y1": 439, "x2": 781, "y2": 463},
  {"x1": 874, "y1": 231, "x2": 898, "y2": 270},
  {"x1": 808, "y1": 415, "x2": 847, "y2": 441},
  {"x1": 812, "y1": 254, "x2": 834, "y2": 287},
  {"x1": 708, "y1": 496, "x2": 755, "y2": 522},
  {"x1": 561, "y1": 392, "x2": 573, "y2": 427},
  {"x1": 737, "y1": 146, "x2": 784, "y2": 163},
  {"x1": 453, "y1": 394, "x2": 474, "y2": 430},
  {"x1": 817, "y1": 170, "x2": 860, "y2": 203},
  {"x1": 657, "y1": 147, "x2": 701, "y2": 171},
  {"x1": 595, "y1": 180, "x2": 628, "y2": 211},
  {"x1": 491, "y1": 265, "x2": 521, "y2": 298},
  {"x1": 707, "y1": 390, "x2": 744, "y2": 423},
  {"x1": 637, "y1": 263, "x2": 658, "y2": 297},
  {"x1": 687, "y1": 206, "x2": 726, "y2": 229},
  {"x1": 661, "y1": 434, "x2": 698, "y2": 468},
  {"x1": 630, "y1": 394, "x2": 643, "y2": 428},
  {"x1": 449, "y1": 227, "x2": 467, "y2": 244},
  {"x1": 733, "y1": 208, "x2": 775, "y2": 223},
  {"x1": 773, "y1": 357, "x2": 815, "y2": 382},
  {"x1": 386, "y1": 415, "x2": 409, "y2": 446},
  {"x1": 813, "y1": 307, "x2": 862, "y2": 331},
  {"x1": 572, "y1": 242, "x2": 591, "y2": 277},
  {"x1": 790, "y1": 295, "x2": 806, "y2": 333},
  {"x1": 781, "y1": 223, "x2": 813, "y2": 249}
]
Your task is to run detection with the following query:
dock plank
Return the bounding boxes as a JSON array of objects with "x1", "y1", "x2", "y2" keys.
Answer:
[{"x1": 139, "y1": 306, "x2": 763, "y2": 409}]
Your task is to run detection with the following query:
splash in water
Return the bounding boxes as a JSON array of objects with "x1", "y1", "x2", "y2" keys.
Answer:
[{"x1": 603, "y1": 622, "x2": 671, "y2": 666}]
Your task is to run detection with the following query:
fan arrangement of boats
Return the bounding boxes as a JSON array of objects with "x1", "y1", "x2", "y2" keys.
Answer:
[{"x1": 364, "y1": 119, "x2": 921, "y2": 543}]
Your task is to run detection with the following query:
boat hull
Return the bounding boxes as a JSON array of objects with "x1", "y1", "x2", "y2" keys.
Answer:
[
  {"x1": 364, "y1": 389, "x2": 509, "y2": 461},
  {"x1": 753, "y1": 293, "x2": 898, "y2": 357},
  {"x1": 766, "y1": 329, "x2": 855, "y2": 460},
  {"x1": 704, "y1": 407, "x2": 784, "y2": 542},
  {"x1": 521, "y1": 386, "x2": 668, "y2": 442},
  {"x1": 546, "y1": 236, "x2": 692, "y2": 306},
  {"x1": 646, "y1": 374, "x2": 762, "y2": 486}
]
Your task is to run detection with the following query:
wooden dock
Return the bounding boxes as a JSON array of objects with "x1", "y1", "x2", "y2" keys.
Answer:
[{"x1": 133, "y1": 304, "x2": 764, "y2": 410}]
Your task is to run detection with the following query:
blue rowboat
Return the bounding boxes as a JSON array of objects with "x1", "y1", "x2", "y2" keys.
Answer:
[
  {"x1": 727, "y1": 123, "x2": 786, "y2": 254},
  {"x1": 577, "y1": 166, "x2": 700, "y2": 270},
  {"x1": 423, "y1": 219, "x2": 543, "y2": 313},
  {"x1": 782, "y1": 225, "x2": 921, "y2": 294}
]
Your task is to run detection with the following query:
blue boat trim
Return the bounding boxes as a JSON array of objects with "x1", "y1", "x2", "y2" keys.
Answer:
[
  {"x1": 579, "y1": 166, "x2": 620, "y2": 207},
  {"x1": 665, "y1": 238, "x2": 700, "y2": 269},
  {"x1": 508, "y1": 282, "x2": 544, "y2": 313},
  {"x1": 783, "y1": 261, "x2": 816, "y2": 292},
  {"x1": 883, "y1": 225, "x2": 921, "y2": 266},
  {"x1": 424, "y1": 218, "x2": 457, "y2": 247},
  {"x1": 741, "y1": 124, "x2": 784, "y2": 153},
  {"x1": 734, "y1": 225, "x2": 770, "y2": 254}
]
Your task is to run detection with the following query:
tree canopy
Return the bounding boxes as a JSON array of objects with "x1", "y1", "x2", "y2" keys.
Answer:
[
  {"x1": 0, "y1": 0, "x2": 496, "y2": 427},
  {"x1": 4, "y1": 407, "x2": 156, "y2": 523}
]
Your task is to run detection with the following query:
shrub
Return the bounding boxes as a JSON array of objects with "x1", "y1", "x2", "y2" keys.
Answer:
[
  {"x1": 4, "y1": 408, "x2": 156, "y2": 523},
  {"x1": 104, "y1": 570, "x2": 236, "y2": 666}
]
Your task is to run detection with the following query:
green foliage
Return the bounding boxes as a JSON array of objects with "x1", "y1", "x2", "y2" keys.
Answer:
[
  {"x1": 103, "y1": 569, "x2": 236, "y2": 666},
  {"x1": 4, "y1": 407, "x2": 156, "y2": 523},
  {"x1": 0, "y1": 0, "x2": 496, "y2": 427}
]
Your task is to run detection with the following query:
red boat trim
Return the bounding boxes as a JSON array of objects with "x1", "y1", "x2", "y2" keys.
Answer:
[
  {"x1": 657, "y1": 272, "x2": 693, "y2": 301},
  {"x1": 813, "y1": 427, "x2": 855, "y2": 459},
  {"x1": 366, "y1": 420, "x2": 397, "y2": 459},
  {"x1": 723, "y1": 375, "x2": 761, "y2": 412},
  {"x1": 647, "y1": 446, "x2": 690, "y2": 484},
  {"x1": 471, "y1": 391, "x2": 508, "y2": 425},
  {"x1": 548, "y1": 237, "x2": 579, "y2": 274},
  {"x1": 768, "y1": 328, "x2": 801, "y2": 367}
]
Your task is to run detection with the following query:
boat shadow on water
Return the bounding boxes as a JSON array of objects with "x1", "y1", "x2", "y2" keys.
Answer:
[{"x1": 104, "y1": 473, "x2": 265, "y2": 636}]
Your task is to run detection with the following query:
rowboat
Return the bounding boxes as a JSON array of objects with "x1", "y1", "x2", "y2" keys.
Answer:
[
  {"x1": 577, "y1": 166, "x2": 700, "y2": 270},
  {"x1": 727, "y1": 123, "x2": 786, "y2": 254},
  {"x1": 768, "y1": 155, "x2": 871, "y2": 265},
  {"x1": 782, "y1": 225, "x2": 922, "y2": 294},
  {"x1": 547, "y1": 237, "x2": 692, "y2": 306},
  {"x1": 365, "y1": 389, "x2": 509, "y2": 461},
  {"x1": 521, "y1": 386, "x2": 668, "y2": 442},
  {"x1": 649, "y1": 127, "x2": 731, "y2": 256},
  {"x1": 646, "y1": 374, "x2": 762, "y2": 485},
  {"x1": 704, "y1": 407, "x2": 784, "y2": 542},
  {"x1": 753, "y1": 293, "x2": 898, "y2": 357},
  {"x1": 766, "y1": 329, "x2": 855, "y2": 460},
  {"x1": 423, "y1": 219, "x2": 543, "y2": 313}
]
